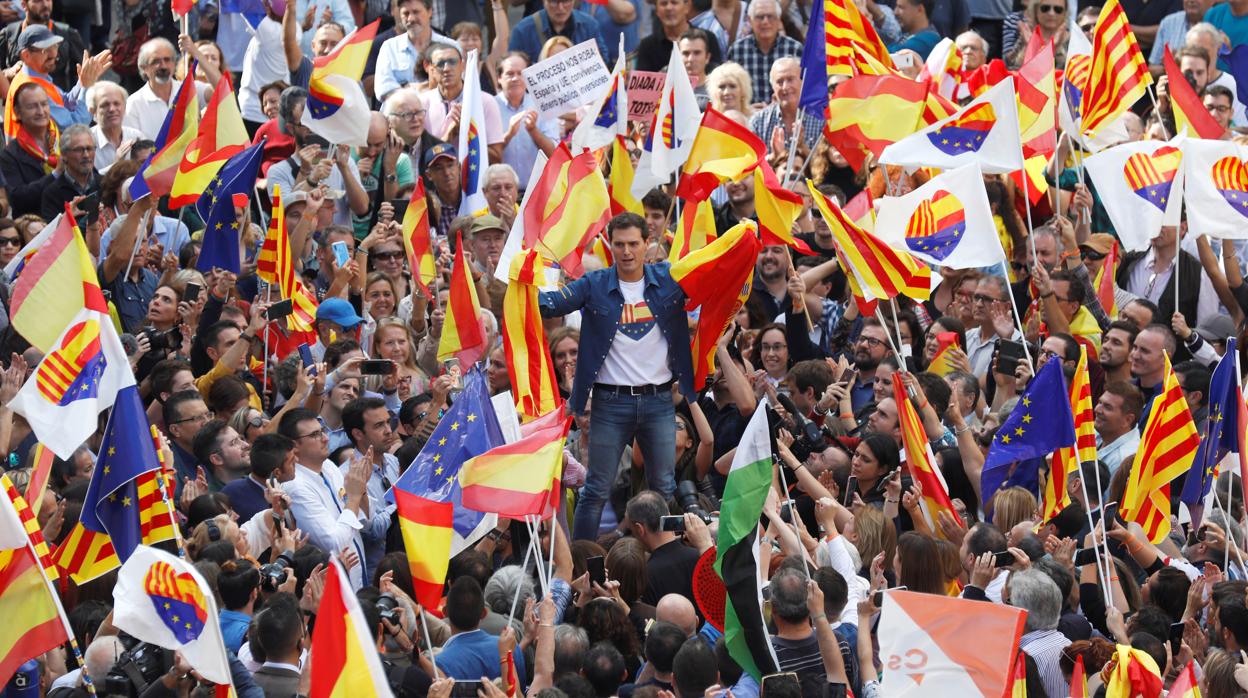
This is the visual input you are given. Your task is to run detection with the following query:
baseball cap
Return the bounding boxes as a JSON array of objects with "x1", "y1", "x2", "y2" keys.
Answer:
[
  {"x1": 1079, "y1": 233, "x2": 1116, "y2": 257},
  {"x1": 469, "y1": 214, "x2": 506, "y2": 237},
  {"x1": 316, "y1": 298, "x2": 363, "y2": 330},
  {"x1": 1196, "y1": 314, "x2": 1236, "y2": 344},
  {"x1": 423, "y1": 143, "x2": 457, "y2": 169},
  {"x1": 18, "y1": 25, "x2": 62, "y2": 52}
]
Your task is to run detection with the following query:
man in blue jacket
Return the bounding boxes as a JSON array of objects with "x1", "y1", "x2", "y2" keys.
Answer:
[{"x1": 540, "y1": 212, "x2": 696, "y2": 540}]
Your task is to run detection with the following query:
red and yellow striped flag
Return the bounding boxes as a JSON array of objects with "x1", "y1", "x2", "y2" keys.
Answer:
[
  {"x1": 308, "y1": 559, "x2": 392, "y2": 698},
  {"x1": 437, "y1": 233, "x2": 486, "y2": 366},
  {"x1": 1071, "y1": 655, "x2": 1088, "y2": 698},
  {"x1": 393, "y1": 489, "x2": 452, "y2": 611},
  {"x1": 402, "y1": 179, "x2": 437, "y2": 300},
  {"x1": 24, "y1": 443, "x2": 54, "y2": 517},
  {"x1": 1017, "y1": 40, "x2": 1057, "y2": 158},
  {"x1": 926, "y1": 332, "x2": 960, "y2": 376},
  {"x1": 668, "y1": 196, "x2": 717, "y2": 263},
  {"x1": 1080, "y1": 0, "x2": 1151, "y2": 139},
  {"x1": 51, "y1": 522, "x2": 119, "y2": 584},
  {"x1": 0, "y1": 474, "x2": 56, "y2": 580},
  {"x1": 823, "y1": 0, "x2": 893, "y2": 76},
  {"x1": 460, "y1": 407, "x2": 569, "y2": 519},
  {"x1": 1043, "y1": 347, "x2": 1095, "y2": 523},
  {"x1": 807, "y1": 180, "x2": 931, "y2": 304},
  {"x1": 608, "y1": 136, "x2": 643, "y2": 217},
  {"x1": 1095, "y1": 240, "x2": 1120, "y2": 319},
  {"x1": 1164, "y1": 46, "x2": 1225, "y2": 139},
  {"x1": 893, "y1": 379, "x2": 963, "y2": 538},
  {"x1": 0, "y1": 542, "x2": 67, "y2": 687},
  {"x1": 503, "y1": 249, "x2": 562, "y2": 421},
  {"x1": 256, "y1": 186, "x2": 318, "y2": 333},
  {"x1": 1121, "y1": 354, "x2": 1199, "y2": 542},
  {"x1": 523, "y1": 144, "x2": 611, "y2": 279},
  {"x1": 755, "y1": 163, "x2": 811, "y2": 252},
  {"x1": 1008, "y1": 649, "x2": 1028, "y2": 697}
]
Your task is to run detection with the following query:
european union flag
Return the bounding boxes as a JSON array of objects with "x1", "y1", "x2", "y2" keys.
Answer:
[
  {"x1": 1182, "y1": 338, "x2": 1242, "y2": 505},
  {"x1": 195, "y1": 141, "x2": 265, "y2": 274},
  {"x1": 386, "y1": 367, "x2": 504, "y2": 545},
  {"x1": 981, "y1": 358, "x2": 1075, "y2": 505},
  {"x1": 80, "y1": 385, "x2": 164, "y2": 563},
  {"x1": 797, "y1": 0, "x2": 829, "y2": 118}
]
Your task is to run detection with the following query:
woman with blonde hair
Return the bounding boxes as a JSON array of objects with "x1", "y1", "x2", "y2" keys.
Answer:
[
  {"x1": 451, "y1": 7, "x2": 509, "y2": 94},
  {"x1": 540, "y1": 36, "x2": 575, "y2": 61},
  {"x1": 850, "y1": 505, "x2": 898, "y2": 578},
  {"x1": 706, "y1": 62, "x2": 754, "y2": 116},
  {"x1": 991, "y1": 486, "x2": 1039, "y2": 534},
  {"x1": 372, "y1": 317, "x2": 429, "y2": 392}
]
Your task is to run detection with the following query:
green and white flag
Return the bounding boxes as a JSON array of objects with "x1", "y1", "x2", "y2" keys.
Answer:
[{"x1": 713, "y1": 406, "x2": 780, "y2": 681}]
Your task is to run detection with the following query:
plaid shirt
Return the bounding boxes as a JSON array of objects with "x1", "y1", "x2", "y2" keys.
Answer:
[
  {"x1": 749, "y1": 104, "x2": 823, "y2": 150},
  {"x1": 724, "y1": 33, "x2": 802, "y2": 103}
]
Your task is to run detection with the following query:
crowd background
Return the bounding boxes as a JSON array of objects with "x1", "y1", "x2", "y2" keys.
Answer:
[{"x1": 0, "y1": 0, "x2": 1248, "y2": 696}]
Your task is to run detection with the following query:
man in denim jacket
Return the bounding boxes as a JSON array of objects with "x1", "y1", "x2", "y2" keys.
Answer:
[{"x1": 539, "y1": 212, "x2": 696, "y2": 540}]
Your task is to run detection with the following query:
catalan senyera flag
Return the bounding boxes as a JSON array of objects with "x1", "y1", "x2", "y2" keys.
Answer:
[
  {"x1": 1165, "y1": 46, "x2": 1225, "y2": 139},
  {"x1": 808, "y1": 180, "x2": 931, "y2": 305},
  {"x1": 926, "y1": 331, "x2": 959, "y2": 376},
  {"x1": 840, "y1": 190, "x2": 881, "y2": 313},
  {"x1": 671, "y1": 221, "x2": 761, "y2": 390},
  {"x1": 1103, "y1": 644, "x2": 1163, "y2": 698},
  {"x1": 822, "y1": 0, "x2": 892, "y2": 76},
  {"x1": 52, "y1": 522, "x2": 119, "y2": 584},
  {"x1": 522, "y1": 144, "x2": 611, "y2": 279},
  {"x1": 309, "y1": 558, "x2": 394, "y2": 698},
  {"x1": 1080, "y1": 0, "x2": 1151, "y2": 140},
  {"x1": 0, "y1": 481, "x2": 68, "y2": 689},
  {"x1": 668, "y1": 196, "x2": 717, "y2": 263},
  {"x1": 503, "y1": 249, "x2": 562, "y2": 421},
  {"x1": 1, "y1": 474, "x2": 56, "y2": 581},
  {"x1": 303, "y1": 20, "x2": 379, "y2": 147},
  {"x1": 754, "y1": 162, "x2": 810, "y2": 252},
  {"x1": 1008, "y1": 649, "x2": 1027, "y2": 697},
  {"x1": 1016, "y1": 39, "x2": 1057, "y2": 158},
  {"x1": 460, "y1": 406, "x2": 570, "y2": 519},
  {"x1": 608, "y1": 136, "x2": 643, "y2": 216},
  {"x1": 1095, "y1": 239, "x2": 1120, "y2": 318},
  {"x1": 1043, "y1": 347, "x2": 1095, "y2": 523},
  {"x1": 1168, "y1": 661, "x2": 1200, "y2": 698},
  {"x1": 23, "y1": 443, "x2": 54, "y2": 517},
  {"x1": 1120, "y1": 353, "x2": 1199, "y2": 542},
  {"x1": 9, "y1": 211, "x2": 101, "y2": 354},
  {"x1": 437, "y1": 232, "x2": 486, "y2": 366},
  {"x1": 393, "y1": 489, "x2": 452, "y2": 610},
  {"x1": 256, "y1": 186, "x2": 319, "y2": 333},
  {"x1": 401, "y1": 178, "x2": 437, "y2": 300},
  {"x1": 892, "y1": 379, "x2": 963, "y2": 539},
  {"x1": 132, "y1": 73, "x2": 200, "y2": 200},
  {"x1": 675, "y1": 108, "x2": 765, "y2": 201},
  {"x1": 169, "y1": 72, "x2": 249, "y2": 208}
]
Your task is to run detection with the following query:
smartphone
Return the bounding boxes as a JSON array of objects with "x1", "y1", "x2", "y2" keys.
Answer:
[
  {"x1": 297, "y1": 343, "x2": 317, "y2": 376},
  {"x1": 778, "y1": 499, "x2": 796, "y2": 524},
  {"x1": 359, "y1": 359, "x2": 396, "y2": 376},
  {"x1": 1073, "y1": 547, "x2": 1098, "y2": 567},
  {"x1": 992, "y1": 550, "x2": 1016, "y2": 568},
  {"x1": 1101, "y1": 501, "x2": 1120, "y2": 527},
  {"x1": 265, "y1": 298, "x2": 294, "y2": 319},
  {"x1": 184, "y1": 282, "x2": 201, "y2": 303},
  {"x1": 996, "y1": 339, "x2": 1026, "y2": 377},
  {"x1": 889, "y1": 51, "x2": 916, "y2": 69},
  {"x1": 390, "y1": 197, "x2": 411, "y2": 222},
  {"x1": 840, "y1": 368, "x2": 858, "y2": 387},
  {"x1": 331, "y1": 240, "x2": 351, "y2": 268},
  {"x1": 1169, "y1": 621, "x2": 1185, "y2": 653},
  {"x1": 659, "y1": 515, "x2": 686, "y2": 532},
  {"x1": 78, "y1": 191, "x2": 100, "y2": 216},
  {"x1": 843, "y1": 476, "x2": 858, "y2": 507},
  {"x1": 587, "y1": 555, "x2": 606, "y2": 586},
  {"x1": 450, "y1": 681, "x2": 483, "y2": 698}
]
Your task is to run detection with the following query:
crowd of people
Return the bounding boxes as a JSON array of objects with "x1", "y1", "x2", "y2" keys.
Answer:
[{"x1": 1, "y1": 0, "x2": 1248, "y2": 696}]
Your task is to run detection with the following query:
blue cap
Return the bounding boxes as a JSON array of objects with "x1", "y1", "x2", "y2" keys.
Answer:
[
  {"x1": 423, "y1": 142, "x2": 457, "y2": 169},
  {"x1": 0, "y1": 659, "x2": 39, "y2": 698},
  {"x1": 18, "y1": 25, "x2": 61, "y2": 52},
  {"x1": 316, "y1": 298, "x2": 363, "y2": 330}
]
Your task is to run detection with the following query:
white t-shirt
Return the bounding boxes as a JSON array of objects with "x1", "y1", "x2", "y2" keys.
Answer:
[{"x1": 596, "y1": 278, "x2": 672, "y2": 387}]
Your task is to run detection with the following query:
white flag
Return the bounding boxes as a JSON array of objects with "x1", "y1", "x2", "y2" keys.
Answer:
[
  {"x1": 113, "y1": 546, "x2": 233, "y2": 685},
  {"x1": 1181, "y1": 137, "x2": 1248, "y2": 239},
  {"x1": 458, "y1": 48, "x2": 491, "y2": 217},
  {"x1": 880, "y1": 78, "x2": 1023, "y2": 174},
  {"x1": 1084, "y1": 133, "x2": 1186, "y2": 251},
  {"x1": 572, "y1": 35, "x2": 628, "y2": 153},
  {"x1": 874, "y1": 162, "x2": 1003, "y2": 269},
  {"x1": 631, "y1": 44, "x2": 700, "y2": 199},
  {"x1": 3, "y1": 214, "x2": 59, "y2": 281}
]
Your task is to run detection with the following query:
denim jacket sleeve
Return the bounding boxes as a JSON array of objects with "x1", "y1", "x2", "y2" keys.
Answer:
[{"x1": 539, "y1": 275, "x2": 593, "y2": 318}]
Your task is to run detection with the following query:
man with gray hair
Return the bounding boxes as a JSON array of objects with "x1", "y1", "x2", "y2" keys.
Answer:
[
  {"x1": 748, "y1": 57, "x2": 822, "y2": 151},
  {"x1": 553, "y1": 624, "x2": 590, "y2": 680},
  {"x1": 1007, "y1": 569, "x2": 1070, "y2": 698},
  {"x1": 1186, "y1": 23, "x2": 1247, "y2": 127},
  {"x1": 495, "y1": 52, "x2": 558, "y2": 187},
  {"x1": 125, "y1": 38, "x2": 179, "y2": 139},
  {"x1": 768, "y1": 565, "x2": 825, "y2": 698},
  {"x1": 482, "y1": 163, "x2": 520, "y2": 226},
  {"x1": 725, "y1": 0, "x2": 802, "y2": 103},
  {"x1": 383, "y1": 87, "x2": 444, "y2": 176},
  {"x1": 41, "y1": 124, "x2": 100, "y2": 220},
  {"x1": 87, "y1": 80, "x2": 143, "y2": 172}
]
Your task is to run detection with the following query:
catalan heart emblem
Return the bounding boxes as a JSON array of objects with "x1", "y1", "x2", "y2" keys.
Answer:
[
  {"x1": 927, "y1": 102, "x2": 996, "y2": 156},
  {"x1": 904, "y1": 189, "x2": 966, "y2": 261},
  {"x1": 1211, "y1": 155, "x2": 1248, "y2": 219},
  {"x1": 144, "y1": 560, "x2": 208, "y2": 644},
  {"x1": 1121, "y1": 146, "x2": 1182, "y2": 211}
]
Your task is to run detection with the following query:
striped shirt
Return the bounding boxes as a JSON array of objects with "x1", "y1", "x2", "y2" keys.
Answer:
[{"x1": 1020, "y1": 628, "x2": 1071, "y2": 698}]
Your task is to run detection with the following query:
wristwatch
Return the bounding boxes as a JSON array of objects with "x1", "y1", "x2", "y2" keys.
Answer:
[{"x1": 385, "y1": 173, "x2": 398, "y2": 183}]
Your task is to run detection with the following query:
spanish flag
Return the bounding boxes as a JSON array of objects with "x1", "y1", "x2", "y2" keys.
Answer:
[
  {"x1": 0, "y1": 488, "x2": 68, "y2": 689},
  {"x1": 1043, "y1": 347, "x2": 1095, "y2": 523},
  {"x1": 1080, "y1": 0, "x2": 1151, "y2": 139},
  {"x1": 51, "y1": 522, "x2": 119, "y2": 584},
  {"x1": 668, "y1": 196, "x2": 716, "y2": 263},
  {"x1": 0, "y1": 474, "x2": 55, "y2": 580},
  {"x1": 393, "y1": 490, "x2": 452, "y2": 611},
  {"x1": 9, "y1": 209, "x2": 103, "y2": 354},
  {"x1": 1168, "y1": 661, "x2": 1200, "y2": 698},
  {"x1": 169, "y1": 72, "x2": 249, "y2": 208},
  {"x1": 675, "y1": 108, "x2": 765, "y2": 200},
  {"x1": 1095, "y1": 240, "x2": 1120, "y2": 319},
  {"x1": 23, "y1": 444, "x2": 54, "y2": 517},
  {"x1": 671, "y1": 221, "x2": 761, "y2": 390},
  {"x1": 926, "y1": 331, "x2": 959, "y2": 376},
  {"x1": 893, "y1": 379, "x2": 963, "y2": 539},
  {"x1": 1103, "y1": 645, "x2": 1162, "y2": 698},
  {"x1": 1008, "y1": 650, "x2": 1027, "y2": 697},
  {"x1": 134, "y1": 73, "x2": 200, "y2": 200},
  {"x1": 1164, "y1": 46, "x2": 1225, "y2": 139},
  {"x1": 824, "y1": 75, "x2": 949, "y2": 171},
  {"x1": 503, "y1": 249, "x2": 562, "y2": 421},
  {"x1": 309, "y1": 558, "x2": 392, "y2": 698},
  {"x1": 460, "y1": 407, "x2": 570, "y2": 519},
  {"x1": 304, "y1": 20, "x2": 379, "y2": 147},
  {"x1": 1070, "y1": 655, "x2": 1088, "y2": 698},
  {"x1": 522, "y1": 144, "x2": 611, "y2": 279},
  {"x1": 608, "y1": 136, "x2": 643, "y2": 216},
  {"x1": 402, "y1": 178, "x2": 437, "y2": 301},
  {"x1": 1016, "y1": 40, "x2": 1057, "y2": 158},
  {"x1": 437, "y1": 233, "x2": 486, "y2": 367},
  {"x1": 1121, "y1": 354, "x2": 1199, "y2": 542},
  {"x1": 754, "y1": 162, "x2": 810, "y2": 252}
]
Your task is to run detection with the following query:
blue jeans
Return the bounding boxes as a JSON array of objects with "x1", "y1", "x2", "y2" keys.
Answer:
[{"x1": 573, "y1": 387, "x2": 677, "y2": 540}]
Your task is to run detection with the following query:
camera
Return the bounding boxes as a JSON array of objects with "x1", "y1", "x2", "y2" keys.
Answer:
[
  {"x1": 141, "y1": 327, "x2": 182, "y2": 354},
  {"x1": 104, "y1": 635, "x2": 171, "y2": 698},
  {"x1": 774, "y1": 393, "x2": 828, "y2": 464},
  {"x1": 376, "y1": 592, "x2": 402, "y2": 626},
  {"x1": 676, "y1": 480, "x2": 713, "y2": 524},
  {"x1": 260, "y1": 550, "x2": 295, "y2": 591}
]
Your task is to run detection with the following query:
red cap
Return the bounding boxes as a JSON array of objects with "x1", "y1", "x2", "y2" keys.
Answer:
[{"x1": 232, "y1": 193, "x2": 249, "y2": 208}]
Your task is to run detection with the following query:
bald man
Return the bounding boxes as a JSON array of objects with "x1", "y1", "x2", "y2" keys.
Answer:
[
  {"x1": 350, "y1": 112, "x2": 415, "y2": 237},
  {"x1": 656, "y1": 593, "x2": 699, "y2": 637}
]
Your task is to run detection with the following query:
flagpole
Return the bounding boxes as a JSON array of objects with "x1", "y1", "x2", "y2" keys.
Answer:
[
  {"x1": 1148, "y1": 86, "x2": 1171, "y2": 141},
  {"x1": 545, "y1": 501, "x2": 557, "y2": 589},
  {"x1": 996, "y1": 236, "x2": 1035, "y2": 367},
  {"x1": 794, "y1": 131, "x2": 825, "y2": 184},
  {"x1": 1174, "y1": 222, "x2": 1181, "y2": 314},
  {"x1": 888, "y1": 297, "x2": 907, "y2": 368},
  {"x1": 873, "y1": 308, "x2": 908, "y2": 370},
  {"x1": 1075, "y1": 464, "x2": 1114, "y2": 609},
  {"x1": 150, "y1": 426, "x2": 188, "y2": 558},
  {"x1": 419, "y1": 609, "x2": 440, "y2": 680},
  {"x1": 263, "y1": 285, "x2": 272, "y2": 406},
  {"x1": 27, "y1": 535, "x2": 98, "y2": 695},
  {"x1": 122, "y1": 210, "x2": 152, "y2": 284},
  {"x1": 1017, "y1": 138, "x2": 1039, "y2": 264},
  {"x1": 775, "y1": 459, "x2": 810, "y2": 578},
  {"x1": 507, "y1": 538, "x2": 534, "y2": 624},
  {"x1": 781, "y1": 113, "x2": 805, "y2": 189}
]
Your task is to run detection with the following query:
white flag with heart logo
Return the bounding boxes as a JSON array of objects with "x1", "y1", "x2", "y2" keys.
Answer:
[
  {"x1": 1083, "y1": 133, "x2": 1186, "y2": 252},
  {"x1": 1181, "y1": 137, "x2": 1248, "y2": 239},
  {"x1": 873, "y1": 162, "x2": 1002, "y2": 269},
  {"x1": 879, "y1": 78, "x2": 1023, "y2": 174}
]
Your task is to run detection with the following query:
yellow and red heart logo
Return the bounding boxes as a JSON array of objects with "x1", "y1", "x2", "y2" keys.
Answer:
[
  {"x1": 1211, "y1": 155, "x2": 1248, "y2": 218},
  {"x1": 1121, "y1": 146, "x2": 1181, "y2": 211}
]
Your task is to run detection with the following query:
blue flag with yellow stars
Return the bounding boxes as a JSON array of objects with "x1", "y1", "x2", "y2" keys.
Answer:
[
  {"x1": 1182, "y1": 338, "x2": 1242, "y2": 505},
  {"x1": 981, "y1": 358, "x2": 1075, "y2": 506},
  {"x1": 386, "y1": 367, "x2": 504, "y2": 550},
  {"x1": 80, "y1": 384, "x2": 168, "y2": 563},
  {"x1": 195, "y1": 141, "x2": 265, "y2": 274}
]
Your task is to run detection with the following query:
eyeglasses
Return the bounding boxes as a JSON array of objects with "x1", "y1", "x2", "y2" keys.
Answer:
[
  {"x1": 391, "y1": 110, "x2": 425, "y2": 121},
  {"x1": 1080, "y1": 249, "x2": 1106, "y2": 261},
  {"x1": 65, "y1": 145, "x2": 96, "y2": 155},
  {"x1": 1208, "y1": 103, "x2": 1233, "y2": 113},
  {"x1": 1038, "y1": 4, "x2": 1065, "y2": 13},
  {"x1": 675, "y1": 421, "x2": 688, "y2": 431},
  {"x1": 1078, "y1": 22, "x2": 1096, "y2": 32},
  {"x1": 372, "y1": 250, "x2": 404, "y2": 261},
  {"x1": 294, "y1": 429, "x2": 328, "y2": 441},
  {"x1": 857, "y1": 335, "x2": 886, "y2": 348},
  {"x1": 172, "y1": 411, "x2": 211, "y2": 425},
  {"x1": 433, "y1": 58, "x2": 461, "y2": 70},
  {"x1": 0, "y1": 236, "x2": 21, "y2": 247},
  {"x1": 246, "y1": 415, "x2": 266, "y2": 429},
  {"x1": 972, "y1": 293, "x2": 1002, "y2": 305}
]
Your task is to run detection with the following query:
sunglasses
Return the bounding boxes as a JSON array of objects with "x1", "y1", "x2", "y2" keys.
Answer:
[
  {"x1": 1038, "y1": 3, "x2": 1065, "y2": 12},
  {"x1": 1080, "y1": 249, "x2": 1107, "y2": 261},
  {"x1": 0, "y1": 236, "x2": 21, "y2": 247},
  {"x1": 372, "y1": 250, "x2": 404, "y2": 261}
]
